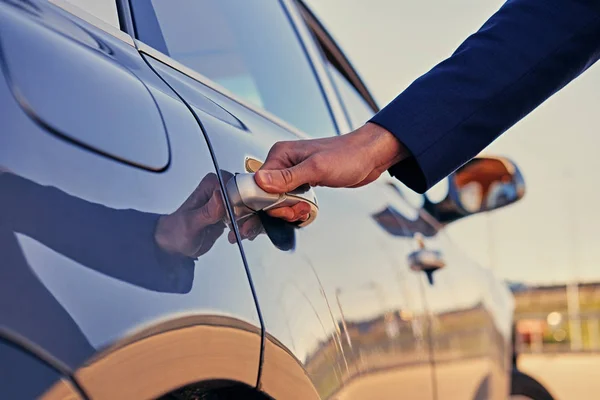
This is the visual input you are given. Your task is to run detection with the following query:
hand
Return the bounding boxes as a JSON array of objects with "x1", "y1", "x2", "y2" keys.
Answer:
[
  {"x1": 227, "y1": 214, "x2": 264, "y2": 244},
  {"x1": 155, "y1": 173, "x2": 226, "y2": 258},
  {"x1": 254, "y1": 123, "x2": 407, "y2": 222}
]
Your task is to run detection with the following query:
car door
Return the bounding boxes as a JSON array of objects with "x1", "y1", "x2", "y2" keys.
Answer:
[
  {"x1": 300, "y1": 5, "x2": 515, "y2": 399},
  {"x1": 0, "y1": 1, "x2": 261, "y2": 398},
  {"x1": 126, "y1": 0, "x2": 435, "y2": 399},
  {"x1": 420, "y1": 226, "x2": 513, "y2": 400},
  {"x1": 0, "y1": 338, "x2": 83, "y2": 400}
]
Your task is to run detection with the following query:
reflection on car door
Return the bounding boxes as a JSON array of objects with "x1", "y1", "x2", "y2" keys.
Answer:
[
  {"x1": 128, "y1": 0, "x2": 436, "y2": 398},
  {"x1": 0, "y1": 2, "x2": 261, "y2": 397},
  {"x1": 414, "y1": 219, "x2": 513, "y2": 400},
  {"x1": 302, "y1": 5, "x2": 515, "y2": 398}
]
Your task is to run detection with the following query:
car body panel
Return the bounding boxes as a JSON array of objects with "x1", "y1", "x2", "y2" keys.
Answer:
[
  {"x1": 0, "y1": 0, "x2": 517, "y2": 398},
  {"x1": 0, "y1": 338, "x2": 84, "y2": 400},
  {"x1": 294, "y1": 3, "x2": 516, "y2": 397},
  {"x1": 138, "y1": 19, "x2": 435, "y2": 400},
  {"x1": 0, "y1": 0, "x2": 169, "y2": 171},
  {"x1": 418, "y1": 230, "x2": 508, "y2": 400},
  {"x1": 0, "y1": 0, "x2": 261, "y2": 394},
  {"x1": 75, "y1": 319, "x2": 261, "y2": 399}
]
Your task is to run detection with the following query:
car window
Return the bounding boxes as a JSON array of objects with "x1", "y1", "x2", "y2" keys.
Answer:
[
  {"x1": 58, "y1": 0, "x2": 120, "y2": 28},
  {"x1": 129, "y1": 0, "x2": 337, "y2": 138},
  {"x1": 326, "y1": 63, "x2": 375, "y2": 130}
]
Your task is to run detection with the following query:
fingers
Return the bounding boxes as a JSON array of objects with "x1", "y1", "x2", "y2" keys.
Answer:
[
  {"x1": 191, "y1": 189, "x2": 226, "y2": 233},
  {"x1": 255, "y1": 158, "x2": 319, "y2": 194},
  {"x1": 187, "y1": 173, "x2": 220, "y2": 207},
  {"x1": 256, "y1": 140, "x2": 320, "y2": 194},
  {"x1": 192, "y1": 222, "x2": 225, "y2": 258},
  {"x1": 219, "y1": 169, "x2": 235, "y2": 185},
  {"x1": 266, "y1": 201, "x2": 311, "y2": 223},
  {"x1": 226, "y1": 201, "x2": 309, "y2": 245},
  {"x1": 260, "y1": 141, "x2": 294, "y2": 170},
  {"x1": 228, "y1": 230, "x2": 236, "y2": 244},
  {"x1": 227, "y1": 216, "x2": 264, "y2": 243},
  {"x1": 240, "y1": 216, "x2": 264, "y2": 240}
]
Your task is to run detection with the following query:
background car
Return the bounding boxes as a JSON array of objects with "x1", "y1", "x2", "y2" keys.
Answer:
[{"x1": 0, "y1": 0, "x2": 551, "y2": 399}]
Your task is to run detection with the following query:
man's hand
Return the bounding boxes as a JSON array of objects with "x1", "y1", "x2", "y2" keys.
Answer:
[
  {"x1": 155, "y1": 173, "x2": 226, "y2": 258},
  {"x1": 254, "y1": 123, "x2": 407, "y2": 222}
]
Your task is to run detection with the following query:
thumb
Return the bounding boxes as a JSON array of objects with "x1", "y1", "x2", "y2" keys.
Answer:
[{"x1": 255, "y1": 163, "x2": 312, "y2": 194}]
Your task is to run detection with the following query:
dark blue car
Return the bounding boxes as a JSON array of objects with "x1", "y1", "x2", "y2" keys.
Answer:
[{"x1": 0, "y1": 1, "x2": 550, "y2": 399}]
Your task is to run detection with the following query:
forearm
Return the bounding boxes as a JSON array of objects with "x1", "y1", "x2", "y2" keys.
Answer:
[{"x1": 372, "y1": 0, "x2": 600, "y2": 193}]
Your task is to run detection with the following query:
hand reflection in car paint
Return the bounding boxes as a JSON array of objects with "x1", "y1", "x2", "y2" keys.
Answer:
[
  {"x1": 0, "y1": 168, "x2": 295, "y2": 293},
  {"x1": 0, "y1": 167, "x2": 296, "y2": 367}
]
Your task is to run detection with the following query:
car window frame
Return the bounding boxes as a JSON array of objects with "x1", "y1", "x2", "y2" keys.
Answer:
[
  {"x1": 120, "y1": 0, "x2": 345, "y2": 138},
  {"x1": 49, "y1": 0, "x2": 118, "y2": 29},
  {"x1": 294, "y1": 0, "x2": 379, "y2": 117},
  {"x1": 47, "y1": 0, "x2": 134, "y2": 46}
]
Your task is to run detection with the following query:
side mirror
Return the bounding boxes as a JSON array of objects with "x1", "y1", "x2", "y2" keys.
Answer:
[{"x1": 424, "y1": 156, "x2": 525, "y2": 224}]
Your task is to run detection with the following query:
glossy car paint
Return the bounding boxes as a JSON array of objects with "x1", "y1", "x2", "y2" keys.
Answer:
[
  {"x1": 140, "y1": 50, "x2": 433, "y2": 398},
  {"x1": 296, "y1": 4, "x2": 516, "y2": 398},
  {"x1": 0, "y1": 338, "x2": 83, "y2": 399},
  {"x1": 419, "y1": 230, "x2": 514, "y2": 400},
  {"x1": 0, "y1": 0, "x2": 516, "y2": 399},
  {"x1": 286, "y1": 2, "x2": 515, "y2": 398},
  {"x1": 0, "y1": 1, "x2": 261, "y2": 398}
]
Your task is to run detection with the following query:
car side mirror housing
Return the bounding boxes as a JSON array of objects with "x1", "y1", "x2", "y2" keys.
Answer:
[{"x1": 424, "y1": 156, "x2": 526, "y2": 224}]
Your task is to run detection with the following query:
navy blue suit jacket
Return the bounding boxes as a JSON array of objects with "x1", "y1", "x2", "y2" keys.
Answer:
[{"x1": 371, "y1": 0, "x2": 600, "y2": 193}]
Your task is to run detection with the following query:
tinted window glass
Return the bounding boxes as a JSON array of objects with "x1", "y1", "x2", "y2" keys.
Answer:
[
  {"x1": 130, "y1": 0, "x2": 336, "y2": 138},
  {"x1": 59, "y1": 0, "x2": 120, "y2": 28},
  {"x1": 326, "y1": 63, "x2": 375, "y2": 130}
]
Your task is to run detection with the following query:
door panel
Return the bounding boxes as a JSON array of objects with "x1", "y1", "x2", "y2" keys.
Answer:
[
  {"x1": 0, "y1": 2, "x2": 261, "y2": 393},
  {"x1": 0, "y1": 338, "x2": 83, "y2": 400},
  {"x1": 0, "y1": 1, "x2": 169, "y2": 171},
  {"x1": 144, "y1": 53, "x2": 434, "y2": 398},
  {"x1": 416, "y1": 224, "x2": 513, "y2": 400},
  {"x1": 302, "y1": 7, "x2": 515, "y2": 396}
]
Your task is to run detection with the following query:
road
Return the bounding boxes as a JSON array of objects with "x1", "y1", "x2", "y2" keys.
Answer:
[
  {"x1": 519, "y1": 353, "x2": 600, "y2": 400},
  {"x1": 328, "y1": 353, "x2": 595, "y2": 399}
]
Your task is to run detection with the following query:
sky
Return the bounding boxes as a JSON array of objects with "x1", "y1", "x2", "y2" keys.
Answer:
[{"x1": 304, "y1": 0, "x2": 600, "y2": 285}]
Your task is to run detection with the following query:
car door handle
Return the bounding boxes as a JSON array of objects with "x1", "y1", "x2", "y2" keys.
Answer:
[
  {"x1": 408, "y1": 248, "x2": 446, "y2": 284},
  {"x1": 225, "y1": 173, "x2": 319, "y2": 227}
]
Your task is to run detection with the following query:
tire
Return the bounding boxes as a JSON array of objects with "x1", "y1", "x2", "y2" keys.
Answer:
[{"x1": 510, "y1": 370, "x2": 554, "y2": 400}]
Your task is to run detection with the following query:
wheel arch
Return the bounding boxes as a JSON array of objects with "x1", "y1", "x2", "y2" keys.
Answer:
[{"x1": 74, "y1": 316, "x2": 262, "y2": 400}]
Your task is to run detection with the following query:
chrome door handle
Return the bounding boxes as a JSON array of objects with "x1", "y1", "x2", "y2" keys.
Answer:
[
  {"x1": 225, "y1": 173, "x2": 319, "y2": 227},
  {"x1": 408, "y1": 249, "x2": 446, "y2": 285}
]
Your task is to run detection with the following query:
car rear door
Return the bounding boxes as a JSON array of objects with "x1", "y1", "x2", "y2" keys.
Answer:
[
  {"x1": 0, "y1": 1, "x2": 261, "y2": 397},
  {"x1": 126, "y1": 0, "x2": 435, "y2": 398},
  {"x1": 420, "y1": 226, "x2": 514, "y2": 400},
  {"x1": 298, "y1": 4, "x2": 515, "y2": 399}
]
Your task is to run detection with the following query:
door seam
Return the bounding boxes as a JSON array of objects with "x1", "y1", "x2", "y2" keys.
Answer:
[{"x1": 137, "y1": 52, "x2": 267, "y2": 389}]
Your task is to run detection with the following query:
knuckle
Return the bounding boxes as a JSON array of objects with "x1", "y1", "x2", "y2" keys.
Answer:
[
  {"x1": 200, "y1": 172, "x2": 217, "y2": 187},
  {"x1": 280, "y1": 168, "x2": 295, "y2": 188},
  {"x1": 271, "y1": 141, "x2": 289, "y2": 154},
  {"x1": 200, "y1": 203, "x2": 215, "y2": 222}
]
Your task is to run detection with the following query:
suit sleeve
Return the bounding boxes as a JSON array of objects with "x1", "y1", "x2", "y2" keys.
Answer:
[
  {"x1": 0, "y1": 172, "x2": 195, "y2": 293},
  {"x1": 370, "y1": 0, "x2": 600, "y2": 193}
]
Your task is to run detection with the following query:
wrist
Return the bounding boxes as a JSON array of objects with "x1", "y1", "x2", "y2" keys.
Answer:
[
  {"x1": 355, "y1": 122, "x2": 408, "y2": 172},
  {"x1": 154, "y1": 215, "x2": 180, "y2": 255}
]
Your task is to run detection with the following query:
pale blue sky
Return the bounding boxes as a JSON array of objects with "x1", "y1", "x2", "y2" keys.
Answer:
[{"x1": 305, "y1": 0, "x2": 600, "y2": 285}]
